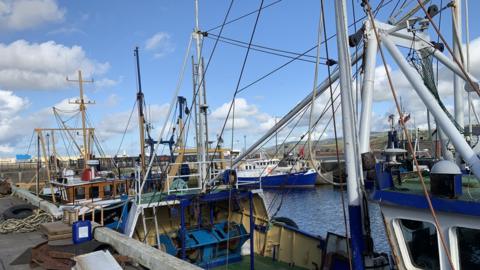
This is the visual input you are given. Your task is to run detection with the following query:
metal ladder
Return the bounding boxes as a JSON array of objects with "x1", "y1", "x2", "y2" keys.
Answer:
[{"x1": 141, "y1": 205, "x2": 161, "y2": 249}]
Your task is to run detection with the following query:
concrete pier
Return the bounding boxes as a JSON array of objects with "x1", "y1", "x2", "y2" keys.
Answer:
[{"x1": 92, "y1": 223, "x2": 201, "y2": 270}]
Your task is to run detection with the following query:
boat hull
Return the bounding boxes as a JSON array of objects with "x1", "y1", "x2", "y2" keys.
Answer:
[{"x1": 237, "y1": 171, "x2": 317, "y2": 188}]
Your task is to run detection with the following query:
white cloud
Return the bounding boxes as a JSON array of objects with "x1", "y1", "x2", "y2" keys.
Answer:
[
  {"x1": 0, "y1": 89, "x2": 171, "y2": 156},
  {"x1": 0, "y1": 90, "x2": 46, "y2": 155},
  {"x1": 209, "y1": 98, "x2": 275, "y2": 143},
  {"x1": 0, "y1": 90, "x2": 28, "y2": 117},
  {"x1": 47, "y1": 26, "x2": 85, "y2": 36},
  {"x1": 145, "y1": 32, "x2": 175, "y2": 58},
  {"x1": 211, "y1": 98, "x2": 259, "y2": 119},
  {"x1": 368, "y1": 37, "x2": 480, "y2": 131},
  {"x1": 0, "y1": 0, "x2": 65, "y2": 31},
  {"x1": 95, "y1": 103, "x2": 169, "y2": 141},
  {"x1": 0, "y1": 144, "x2": 14, "y2": 153},
  {"x1": 0, "y1": 40, "x2": 111, "y2": 90},
  {"x1": 105, "y1": 94, "x2": 118, "y2": 107},
  {"x1": 94, "y1": 77, "x2": 119, "y2": 89}
]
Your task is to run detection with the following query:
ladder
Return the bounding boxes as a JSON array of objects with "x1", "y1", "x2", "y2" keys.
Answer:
[{"x1": 141, "y1": 206, "x2": 161, "y2": 249}]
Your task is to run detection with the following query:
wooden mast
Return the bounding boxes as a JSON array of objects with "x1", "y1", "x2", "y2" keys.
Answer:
[
  {"x1": 134, "y1": 47, "x2": 146, "y2": 177},
  {"x1": 67, "y1": 70, "x2": 94, "y2": 169}
]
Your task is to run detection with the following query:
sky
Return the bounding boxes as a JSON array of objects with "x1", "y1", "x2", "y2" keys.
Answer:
[{"x1": 0, "y1": 0, "x2": 479, "y2": 158}]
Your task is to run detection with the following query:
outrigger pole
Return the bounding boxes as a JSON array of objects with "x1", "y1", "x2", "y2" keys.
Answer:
[{"x1": 231, "y1": 51, "x2": 363, "y2": 167}]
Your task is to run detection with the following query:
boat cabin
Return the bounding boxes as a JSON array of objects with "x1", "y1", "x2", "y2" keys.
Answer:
[
  {"x1": 50, "y1": 178, "x2": 131, "y2": 204},
  {"x1": 372, "y1": 160, "x2": 480, "y2": 269}
]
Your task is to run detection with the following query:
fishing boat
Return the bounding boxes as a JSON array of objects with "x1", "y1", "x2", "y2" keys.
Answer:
[
  {"x1": 65, "y1": 0, "x2": 477, "y2": 269},
  {"x1": 229, "y1": 0, "x2": 480, "y2": 269},
  {"x1": 32, "y1": 70, "x2": 133, "y2": 226},
  {"x1": 357, "y1": 2, "x2": 480, "y2": 268},
  {"x1": 115, "y1": 3, "x2": 335, "y2": 268},
  {"x1": 236, "y1": 158, "x2": 317, "y2": 188}
]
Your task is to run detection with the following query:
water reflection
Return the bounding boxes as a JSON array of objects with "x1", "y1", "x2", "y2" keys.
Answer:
[{"x1": 263, "y1": 185, "x2": 390, "y2": 253}]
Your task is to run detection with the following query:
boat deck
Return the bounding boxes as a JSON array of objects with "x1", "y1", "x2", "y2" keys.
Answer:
[
  {"x1": 138, "y1": 186, "x2": 244, "y2": 205},
  {"x1": 372, "y1": 173, "x2": 480, "y2": 217},
  {"x1": 395, "y1": 174, "x2": 480, "y2": 202},
  {"x1": 223, "y1": 255, "x2": 306, "y2": 270}
]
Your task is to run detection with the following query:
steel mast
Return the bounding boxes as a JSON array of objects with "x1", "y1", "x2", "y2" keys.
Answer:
[{"x1": 193, "y1": 0, "x2": 209, "y2": 191}]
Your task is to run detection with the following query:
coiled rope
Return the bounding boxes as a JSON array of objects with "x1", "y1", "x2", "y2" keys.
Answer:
[{"x1": 0, "y1": 210, "x2": 53, "y2": 234}]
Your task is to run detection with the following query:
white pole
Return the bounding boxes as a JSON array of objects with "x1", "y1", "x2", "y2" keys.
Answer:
[
  {"x1": 335, "y1": 1, "x2": 364, "y2": 268},
  {"x1": 452, "y1": 0, "x2": 464, "y2": 165},
  {"x1": 465, "y1": 0, "x2": 472, "y2": 141},
  {"x1": 335, "y1": 0, "x2": 361, "y2": 206},
  {"x1": 429, "y1": 49, "x2": 478, "y2": 85},
  {"x1": 359, "y1": 20, "x2": 378, "y2": 154},
  {"x1": 383, "y1": 36, "x2": 480, "y2": 179}
]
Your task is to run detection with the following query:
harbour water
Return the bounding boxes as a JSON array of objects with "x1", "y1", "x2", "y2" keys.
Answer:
[{"x1": 264, "y1": 186, "x2": 390, "y2": 253}]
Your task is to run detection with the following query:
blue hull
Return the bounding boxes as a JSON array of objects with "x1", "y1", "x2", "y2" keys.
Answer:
[{"x1": 238, "y1": 171, "x2": 316, "y2": 188}]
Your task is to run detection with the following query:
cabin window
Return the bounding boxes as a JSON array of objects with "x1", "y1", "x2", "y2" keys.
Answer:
[
  {"x1": 398, "y1": 219, "x2": 439, "y2": 269},
  {"x1": 456, "y1": 227, "x2": 480, "y2": 269},
  {"x1": 75, "y1": 187, "x2": 85, "y2": 200},
  {"x1": 90, "y1": 186, "x2": 99, "y2": 199},
  {"x1": 103, "y1": 185, "x2": 113, "y2": 197},
  {"x1": 117, "y1": 183, "x2": 125, "y2": 194}
]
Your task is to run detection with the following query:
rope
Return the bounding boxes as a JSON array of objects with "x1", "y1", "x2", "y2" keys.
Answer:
[
  {"x1": 363, "y1": 1, "x2": 456, "y2": 268},
  {"x1": 306, "y1": 0, "x2": 325, "y2": 171},
  {"x1": 0, "y1": 210, "x2": 53, "y2": 234}
]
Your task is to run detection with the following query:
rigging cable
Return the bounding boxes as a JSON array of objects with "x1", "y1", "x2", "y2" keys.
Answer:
[
  {"x1": 115, "y1": 100, "x2": 138, "y2": 157},
  {"x1": 25, "y1": 131, "x2": 35, "y2": 156},
  {"x1": 206, "y1": 0, "x2": 281, "y2": 32},
  {"x1": 54, "y1": 115, "x2": 72, "y2": 160},
  {"x1": 415, "y1": 0, "x2": 480, "y2": 97},
  {"x1": 208, "y1": 0, "x2": 394, "y2": 175},
  {"x1": 142, "y1": 34, "x2": 193, "y2": 184},
  {"x1": 205, "y1": 34, "x2": 324, "y2": 63},
  {"x1": 207, "y1": 0, "x2": 265, "y2": 181},
  {"x1": 222, "y1": 0, "x2": 395, "y2": 97},
  {"x1": 306, "y1": 0, "x2": 325, "y2": 187},
  {"x1": 265, "y1": 65, "x2": 362, "y2": 215},
  {"x1": 265, "y1": 71, "x2": 361, "y2": 213},
  {"x1": 144, "y1": 0, "x2": 235, "y2": 205},
  {"x1": 363, "y1": 1, "x2": 455, "y2": 268}
]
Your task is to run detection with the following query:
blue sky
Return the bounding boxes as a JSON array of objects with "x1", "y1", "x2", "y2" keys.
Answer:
[{"x1": 0, "y1": 0, "x2": 479, "y2": 158}]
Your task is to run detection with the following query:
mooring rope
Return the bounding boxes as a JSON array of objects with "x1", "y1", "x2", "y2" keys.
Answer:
[{"x1": 0, "y1": 210, "x2": 53, "y2": 234}]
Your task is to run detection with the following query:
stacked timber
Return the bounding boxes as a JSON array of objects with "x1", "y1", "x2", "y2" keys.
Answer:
[{"x1": 39, "y1": 221, "x2": 72, "y2": 241}]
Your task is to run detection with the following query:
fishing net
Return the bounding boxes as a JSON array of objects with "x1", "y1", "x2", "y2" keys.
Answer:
[{"x1": 407, "y1": 46, "x2": 464, "y2": 133}]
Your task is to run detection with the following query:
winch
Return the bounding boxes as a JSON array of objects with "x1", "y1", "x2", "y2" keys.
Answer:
[{"x1": 159, "y1": 221, "x2": 249, "y2": 268}]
